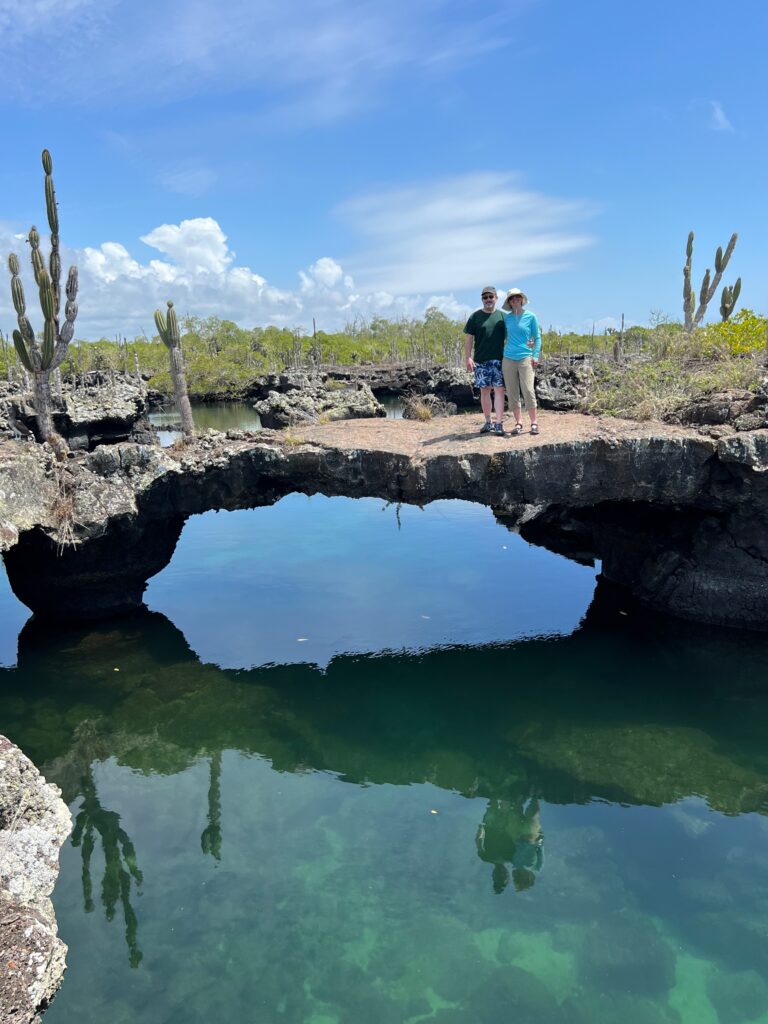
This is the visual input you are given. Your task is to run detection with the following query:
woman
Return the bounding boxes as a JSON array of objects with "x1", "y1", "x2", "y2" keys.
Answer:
[{"x1": 500, "y1": 288, "x2": 542, "y2": 435}]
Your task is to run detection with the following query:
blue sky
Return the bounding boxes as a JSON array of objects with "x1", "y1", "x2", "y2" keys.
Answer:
[{"x1": 0, "y1": 0, "x2": 766, "y2": 338}]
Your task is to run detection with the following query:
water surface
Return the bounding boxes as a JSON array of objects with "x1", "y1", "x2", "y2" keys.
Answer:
[{"x1": 1, "y1": 496, "x2": 768, "y2": 1024}]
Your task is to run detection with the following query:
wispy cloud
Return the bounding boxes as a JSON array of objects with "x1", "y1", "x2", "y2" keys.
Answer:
[
  {"x1": 337, "y1": 172, "x2": 596, "y2": 294},
  {"x1": 710, "y1": 100, "x2": 734, "y2": 132},
  {"x1": 159, "y1": 166, "x2": 217, "y2": 197},
  {"x1": 0, "y1": 0, "x2": 527, "y2": 114}
]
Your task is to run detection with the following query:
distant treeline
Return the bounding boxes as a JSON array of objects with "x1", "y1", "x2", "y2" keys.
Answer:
[{"x1": 1, "y1": 307, "x2": 765, "y2": 401}]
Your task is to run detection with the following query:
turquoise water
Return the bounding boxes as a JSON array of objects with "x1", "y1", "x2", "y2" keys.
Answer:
[{"x1": 2, "y1": 494, "x2": 768, "y2": 1023}]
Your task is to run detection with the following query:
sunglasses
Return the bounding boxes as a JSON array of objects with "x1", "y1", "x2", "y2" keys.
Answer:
[{"x1": 481, "y1": 293, "x2": 495, "y2": 299}]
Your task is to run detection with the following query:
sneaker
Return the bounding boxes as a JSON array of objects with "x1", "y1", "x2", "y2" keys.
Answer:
[
  {"x1": 479, "y1": 421, "x2": 493, "y2": 434},
  {"x1": 511, "y1": 423, "x2": 524, "y2": 436},
  {"x1": 531, "y1": 423, "x2": 540, "y2": 435},
  {"x1": 493, "y1": 422, "x2": 505, "y2": 436}
]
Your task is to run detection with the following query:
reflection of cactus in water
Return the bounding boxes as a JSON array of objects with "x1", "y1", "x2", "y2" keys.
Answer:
[
  {"x1": 201, "y1": 751, "x2": 222, "y2": 860},
  {"x1": 70, "y1": 765, "x2": 144, "y2": 968}
]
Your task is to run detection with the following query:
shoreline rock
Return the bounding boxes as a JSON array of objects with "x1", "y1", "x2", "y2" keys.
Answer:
[{"x1": 0, "y1": 736, "x2": 72, "y2": 1024}]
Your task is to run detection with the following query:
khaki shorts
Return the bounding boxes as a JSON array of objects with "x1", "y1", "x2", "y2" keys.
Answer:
[{"x1": 502, "y1": 357, "x2": 536, "y2": 412}]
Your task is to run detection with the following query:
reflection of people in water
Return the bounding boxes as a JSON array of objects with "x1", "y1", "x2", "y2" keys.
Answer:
[{"x1": 475, "y1": 797, "x2": 544, "y2": 894}]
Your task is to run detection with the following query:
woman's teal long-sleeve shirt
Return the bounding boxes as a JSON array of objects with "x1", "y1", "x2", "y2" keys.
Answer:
[{"x1": 502, "y1": 310, "x2": 542, "y2": 360}]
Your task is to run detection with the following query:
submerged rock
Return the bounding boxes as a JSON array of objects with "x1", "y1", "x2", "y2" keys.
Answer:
[
  {"x1": 562, "y1": 990, "x2": 681, "y2": 1024},
  {"x1": 576, "y1": 911, "x2": 676, "y2": 995},
  {"x1": 0, "y1": 735, "x2": 72, "y2": 1024},
  {"x1": 706, "y1": 968, "x2": 768, "y2": 1024}
]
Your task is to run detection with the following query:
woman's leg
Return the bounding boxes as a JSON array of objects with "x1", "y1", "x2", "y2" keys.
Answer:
[
  {"x1": 502, "y1": 359, "x2": 522, "y2": 424},
  {"x1": 518, "y1": 359, "x2": 538, "y2": 425}
]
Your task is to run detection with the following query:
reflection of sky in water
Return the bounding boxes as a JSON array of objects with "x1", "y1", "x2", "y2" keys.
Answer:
[
  {"x1": 0, "y1": 569, "x2": 29, "y2": 667},
  {"x1": 145, "y1": 495, "x2": 597, "y2": 668}
]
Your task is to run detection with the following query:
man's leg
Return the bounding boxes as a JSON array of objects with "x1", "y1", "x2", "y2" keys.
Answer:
[
  {"x1": 493, "y1": 387, "x2": 505, "y2": 424},
  {"x1": 480, "y1": 387, "x2": 492, "y2": 422}
]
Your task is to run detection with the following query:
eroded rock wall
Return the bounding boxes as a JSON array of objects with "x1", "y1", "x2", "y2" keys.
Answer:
[{"x1": 0, "y1": 736, "x2": 72, "y2": 1024}]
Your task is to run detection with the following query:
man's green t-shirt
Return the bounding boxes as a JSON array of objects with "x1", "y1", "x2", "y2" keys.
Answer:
[{"x1": 464, "y1": 309, "x2": 506, "y2": 363}]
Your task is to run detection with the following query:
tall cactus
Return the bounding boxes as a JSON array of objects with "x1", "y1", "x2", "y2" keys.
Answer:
[
  {"x1": 720, "y1": 277, "x2": 742, "y2": 322},
  {"x1": 7, "y1": 149, "x2": 78, "y2": 442},
  {"x1": 683, "y1": 231, "x2": 739, "y2": 330},
  {"x1": 154, "y1": 300, "x2": 195, "y2": 439}
]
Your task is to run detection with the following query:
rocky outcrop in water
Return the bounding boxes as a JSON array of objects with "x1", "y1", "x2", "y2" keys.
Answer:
[
  {"x1": 252, "y1": 373, "x2": 385, "y2": 428},
  {"x1": 0, "y1": 736, "x2": 72, "y2": 1024},
  {"x1": 0, "y1": 374, "x2": 153, "y2": 450}
]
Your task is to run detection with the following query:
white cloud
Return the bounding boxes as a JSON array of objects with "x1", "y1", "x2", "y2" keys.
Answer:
[
  {"x1": 336, "y1": 172, "x2": 596, "y2": 294},
  {"x1": 139, "y1": 218, "x2": 232, "y2": 275},
  {"x1": 710, "y1": 100, "x2": 734, "y2": 132},
  {"x1": 0, "y1": 170, "x2": 594, "y2": 337}
]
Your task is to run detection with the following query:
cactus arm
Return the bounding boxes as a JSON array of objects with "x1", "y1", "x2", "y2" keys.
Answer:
[
  {"x1": 12, "y1": 330, "x2": 34, "y2": 372},
  {"x1": 43, "y1": 149, "x2": 61, "y2": 320},
  {"x1": 699, "y1": 269, "x2": 710, "y2": 307},
  {"x1": 52, "y1": 266, "x2": 78, "y2": 365},
  {"x1": 28, "y1": 227, "x2": 44, "y2": 285},
  {"x1": 720, "y1": 277, "x2": 742, "y2": 322},
  {"x1": 683, "y1": 232, "x2": 694, "y2": 330}
]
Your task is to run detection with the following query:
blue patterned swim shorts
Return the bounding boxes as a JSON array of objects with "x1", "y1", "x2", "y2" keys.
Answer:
[{"x1": 474, "y1": 359, "x2": 503, "y2": 389}]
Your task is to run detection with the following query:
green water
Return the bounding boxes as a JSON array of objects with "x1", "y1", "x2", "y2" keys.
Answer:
[
  {"x1": 150, "y1": 395, "x2": 403, "y2": 445},
  {"x1": 2, "y1": 496, "x2": 768, "y2": 1023}
]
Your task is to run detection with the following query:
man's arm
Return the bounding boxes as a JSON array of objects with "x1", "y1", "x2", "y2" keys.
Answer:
[{"x1": 465, "y1": 333, "x2": 475, "y2": 371}]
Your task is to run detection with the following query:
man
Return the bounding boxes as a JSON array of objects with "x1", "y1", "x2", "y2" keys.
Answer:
[{"x1": 464, "y1": 286, "x2": 506, "y2": 435}]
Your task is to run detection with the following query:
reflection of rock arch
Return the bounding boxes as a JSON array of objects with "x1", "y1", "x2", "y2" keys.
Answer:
[{"x1": 7, "y1": 602, "x2": 768, "y2": 824}]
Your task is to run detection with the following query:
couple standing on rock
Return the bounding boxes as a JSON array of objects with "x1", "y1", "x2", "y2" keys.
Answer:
[{"x1": 464, "y1": 286, "x2": 541, "y2": 437}]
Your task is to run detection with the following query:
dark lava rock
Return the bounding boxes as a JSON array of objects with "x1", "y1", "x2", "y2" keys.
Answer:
[
  {"x1": 535, "y1": 362, "x2": 594, "y2": 411},
  {"x1": 673, "y1": 388, "x2": 768, "y2": 430},
  {"x1": 0, "y1": 373, "x2": 153, "y2": 450}
]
